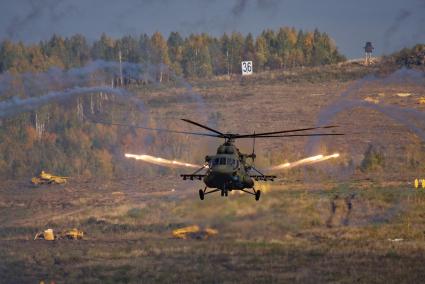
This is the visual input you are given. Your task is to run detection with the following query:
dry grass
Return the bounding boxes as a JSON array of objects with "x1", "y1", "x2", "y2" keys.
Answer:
[
  {"x1": 1, "y1": 71, "x2": 424, "y2": 282},
  {"x1": 1, "y1": 179, "x2": 425, "y2": 283}
]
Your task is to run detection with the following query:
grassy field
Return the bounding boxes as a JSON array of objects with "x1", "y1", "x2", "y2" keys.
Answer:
[
  {"x1": 1, "y1": 179, "x2": 425, "y2": 283},
  {"x1": 0, "y1": 65, "x2": 424, "y2": 283}
]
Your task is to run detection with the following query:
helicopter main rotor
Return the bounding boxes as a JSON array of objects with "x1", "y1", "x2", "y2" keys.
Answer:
[
  {"x1": 92, "y1": 118, "x2": 344, "y2": 142},
  {"x1": 180, "y1": 118, "x2": 344, "y2": 141}
]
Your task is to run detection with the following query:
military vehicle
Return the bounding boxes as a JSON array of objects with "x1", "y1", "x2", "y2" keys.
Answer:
[
  {"x1": 34, "y1": 228, "x2": 84, "y2": 240},
  {"x1": 31, "y1": 171, "x2": 68, "y2": 185},
  {"x1": 172, "y1": 225, "x2": 218, "y2": 240}
]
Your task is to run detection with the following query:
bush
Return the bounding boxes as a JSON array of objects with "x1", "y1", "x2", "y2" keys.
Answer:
[
  {"x1": 126, "y1": 208, "x2": 144, "y2": 219},
  {"x1": 360, "y1": 144, "x2": 385, "y2": 172}
]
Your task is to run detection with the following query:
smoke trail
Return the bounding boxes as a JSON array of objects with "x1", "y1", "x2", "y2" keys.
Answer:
[
  {"x1": 125, "y1": 153, "x2": 201, "y2": 168},
  {"x1": 266, "y1": 153, "x2": 340, "y2": 171},
  {"x1": 232, "y1": 0, "x2": 280, "y2": 16},
  {"x1": 0, "y1": 60, "x2": 208, "y2": 120},
  {"x1": 232, "y1": 0, "x2": 249, "y2": 16},
  {"x1": 0, "y1": 60, "x2": 151, "y2": 119},
  {"x1": 382, "y1": 3, "x2": 425, "y2": 54},
  {"x1": 0, "y1": 59, "x2": 211, "y2": 171},
  {"x1": 1, "y1": 60, "x2": 151, "y2": 98},
  {"x1": 0, "y1": 86, "x2": 142, "y2": 119},
  {"x1": 306, "y1": 68, "x2": 425, "y2": 155},
  {"x1": 6, "y1": 1, "x2": 50, "y2": 39},
  {"x1": 5, "y1": 0, "x2": 76, "y2": 40},
  {"x1": 384, "y1": 9, "x2": 412, "y2": 43}
]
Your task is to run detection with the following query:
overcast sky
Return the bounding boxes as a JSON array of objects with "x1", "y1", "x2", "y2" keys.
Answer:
[{"x1": 0, "y1": 0, "x2": 424, "y2": 59}]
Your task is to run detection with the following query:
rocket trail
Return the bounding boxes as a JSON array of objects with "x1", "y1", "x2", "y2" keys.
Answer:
[
  {"x1": 125, "y1": 153, "x2": 201, "y2": 169},
  {"x1": 266, "y1": 153, "x2": 340, "y2": 171},
  {"x1": 125, "y1": 152, "x2": 340, "y2": 172}
]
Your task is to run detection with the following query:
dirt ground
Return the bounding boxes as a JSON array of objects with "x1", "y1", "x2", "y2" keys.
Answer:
[{"x1": 1, "y1": 69, "x2": 425, "y2": 283}]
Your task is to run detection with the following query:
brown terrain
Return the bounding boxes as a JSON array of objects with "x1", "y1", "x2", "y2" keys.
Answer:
[{"x1": 1, "y1": 64, "x2": 425, "y2": 283}]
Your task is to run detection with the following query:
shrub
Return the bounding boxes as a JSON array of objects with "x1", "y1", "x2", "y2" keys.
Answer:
[{"x1": 360, "y1": 144, "x2": 385, "y2": 172}]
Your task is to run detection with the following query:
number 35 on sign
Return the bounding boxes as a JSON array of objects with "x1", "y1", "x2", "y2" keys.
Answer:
[{"x1": 241, "y1": 61, "x2": 253, "y2": 75}]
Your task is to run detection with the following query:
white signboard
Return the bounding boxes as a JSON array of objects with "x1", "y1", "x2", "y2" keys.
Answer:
[{"x1": 241, "y1": 61, "x2": 253, "y2": 75}]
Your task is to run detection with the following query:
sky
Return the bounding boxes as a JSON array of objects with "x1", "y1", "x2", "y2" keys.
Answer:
[{"x1": 0, "y1": 0, "x2": 424, "y2": 59}]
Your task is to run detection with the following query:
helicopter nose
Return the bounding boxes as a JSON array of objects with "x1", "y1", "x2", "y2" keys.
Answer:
[{"x1": 212, "y1": 166, "x2": 231, "y2": 175}]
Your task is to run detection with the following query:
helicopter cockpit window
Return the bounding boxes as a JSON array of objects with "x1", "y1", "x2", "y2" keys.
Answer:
[
  {"x1": 227, "y1": 158, "x2": 238, "y2": 169},
  {"x1": 219, "y1": 157, "x2": 226, "y2": 165},
  {"x1": 212, "y1": 158, "x2": 219, "y2": 166}
]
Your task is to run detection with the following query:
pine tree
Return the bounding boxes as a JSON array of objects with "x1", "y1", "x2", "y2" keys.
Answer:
[
  {"x1": 65, "y1": 34, "x2": 90, "y2": 67},
  {"x1": 255, "y1": 35, "x2": 268, "y2": 71},
  {"x1": 229, "y1": 32, "x2": 244, "y2": 74},
  {"x1": 243, "y1": 33, "x2": 255, "y2": 62},
  {"x1": 182, "y1": 34, "x2": 212, "y2": 78},
  {"x1": 167, "y1": 32, "x2": 184, "y2": 75},
  {"x1": 91, "y1": 33, "x2": 115, "y2": 61},
  {"x1": 220, "y1": 33, "x2": 231, "y2": 76}
]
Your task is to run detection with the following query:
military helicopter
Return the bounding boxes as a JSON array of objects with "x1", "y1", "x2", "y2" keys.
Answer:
[{"x1": 98, "y1": 119, "x2": 343, "y2": 201}]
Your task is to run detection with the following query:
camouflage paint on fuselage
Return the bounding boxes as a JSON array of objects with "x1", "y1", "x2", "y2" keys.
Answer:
[{"x1": 203, "y1": 142, "x2": 254, "y2": 190}]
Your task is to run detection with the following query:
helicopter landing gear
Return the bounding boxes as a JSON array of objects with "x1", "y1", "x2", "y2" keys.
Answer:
[
  {"x1": 238, "y1": 187, "x2": 261, "y2": 201},
  {"x1": 199, "y1": 187, "x2": 220, "y2": 200},
  {"x1": 255, "y1": 189, "x2": 261, "y2": 201}
]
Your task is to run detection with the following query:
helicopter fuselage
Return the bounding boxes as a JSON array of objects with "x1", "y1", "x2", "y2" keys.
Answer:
[{"x1": 203, "y1": 141, "x2": 254, "y2": 190}]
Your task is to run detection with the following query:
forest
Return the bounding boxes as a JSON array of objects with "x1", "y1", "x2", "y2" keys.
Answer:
[
  {"x1": 0, "y1": 27, "x2": 346, "y2": 179},
  {"x1": 0, "y1": 28, "x2": 345, "y2": 77}
]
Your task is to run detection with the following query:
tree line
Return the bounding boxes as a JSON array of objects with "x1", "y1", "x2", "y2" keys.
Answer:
[
  {"x1": 0, "y1": 27, "x2": 346, "y2": 179},
  {"x1": 0, "y1": 27, "x2": 345, "y2": 78}
]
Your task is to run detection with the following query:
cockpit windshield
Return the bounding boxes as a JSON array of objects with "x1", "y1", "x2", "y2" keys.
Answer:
[{"x1": 210, "y1": 157, "x2": 239, "y2": 169}]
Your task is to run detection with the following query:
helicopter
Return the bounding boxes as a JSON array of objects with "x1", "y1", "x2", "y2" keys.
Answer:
[{"x1": 97, "y1": 119, "x2": 343, "y2": 201}]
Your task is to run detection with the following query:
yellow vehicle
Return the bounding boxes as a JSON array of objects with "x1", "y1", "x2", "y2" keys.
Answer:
[
  {"x1": 172, "y1": 225, "x2": 218, "y2": 240},
  {"x1": 64, "y1": 228, "x2": 84, "y2": 240},
  {"x1": 34, "y1": 229, "x2": 55, "y2": 241},
  {"x1": 34, "y1": 228, "x2": 84, "y2": 241},
  {"x1": 31, "y1": 171, "x2": 68, "y2": 185}
]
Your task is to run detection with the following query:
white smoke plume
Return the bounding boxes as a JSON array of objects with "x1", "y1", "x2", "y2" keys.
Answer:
[
  {"x1": 306, "y1": 68, "x2": 425, "y2": 156},
  {"x1": 0, "y1": 60, "x2": 207, "y2": 120},
  {"x1": 0, "y1": 86, "x2": 138, "y2": 119}
]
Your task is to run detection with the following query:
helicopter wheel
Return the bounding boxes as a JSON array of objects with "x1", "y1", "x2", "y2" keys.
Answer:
[
  {"x1": 199, "y1": 189, "x2": 205, "y2": 200},
  {"x1": 225, "y1": 191, "x2": 228, "y2": 197},
  {"x1": 255, "y1": 190, "x2": 261, "y2": 201}
]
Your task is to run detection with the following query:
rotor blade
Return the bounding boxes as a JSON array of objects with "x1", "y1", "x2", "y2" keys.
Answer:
[
  {"x1": 92, "y1": 121, "x2": 221, "y2": 137},
  {"x1": 252, "y1": 131, "x2": 256, "y2": 154},
  {"x1": 235, "y1": 133, "x2": 345, "y2": 138},
  {"x1": 181, "y1": 119, "x2": 225, "y2": 137},
  {"x1": 233, "y1": 125, "x2": 339, "y2": 138}
]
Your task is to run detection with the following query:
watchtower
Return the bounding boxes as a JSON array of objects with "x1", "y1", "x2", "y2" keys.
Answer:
[{"x1": 364, "y1": 42, "x2": 374, "y2": 65}]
